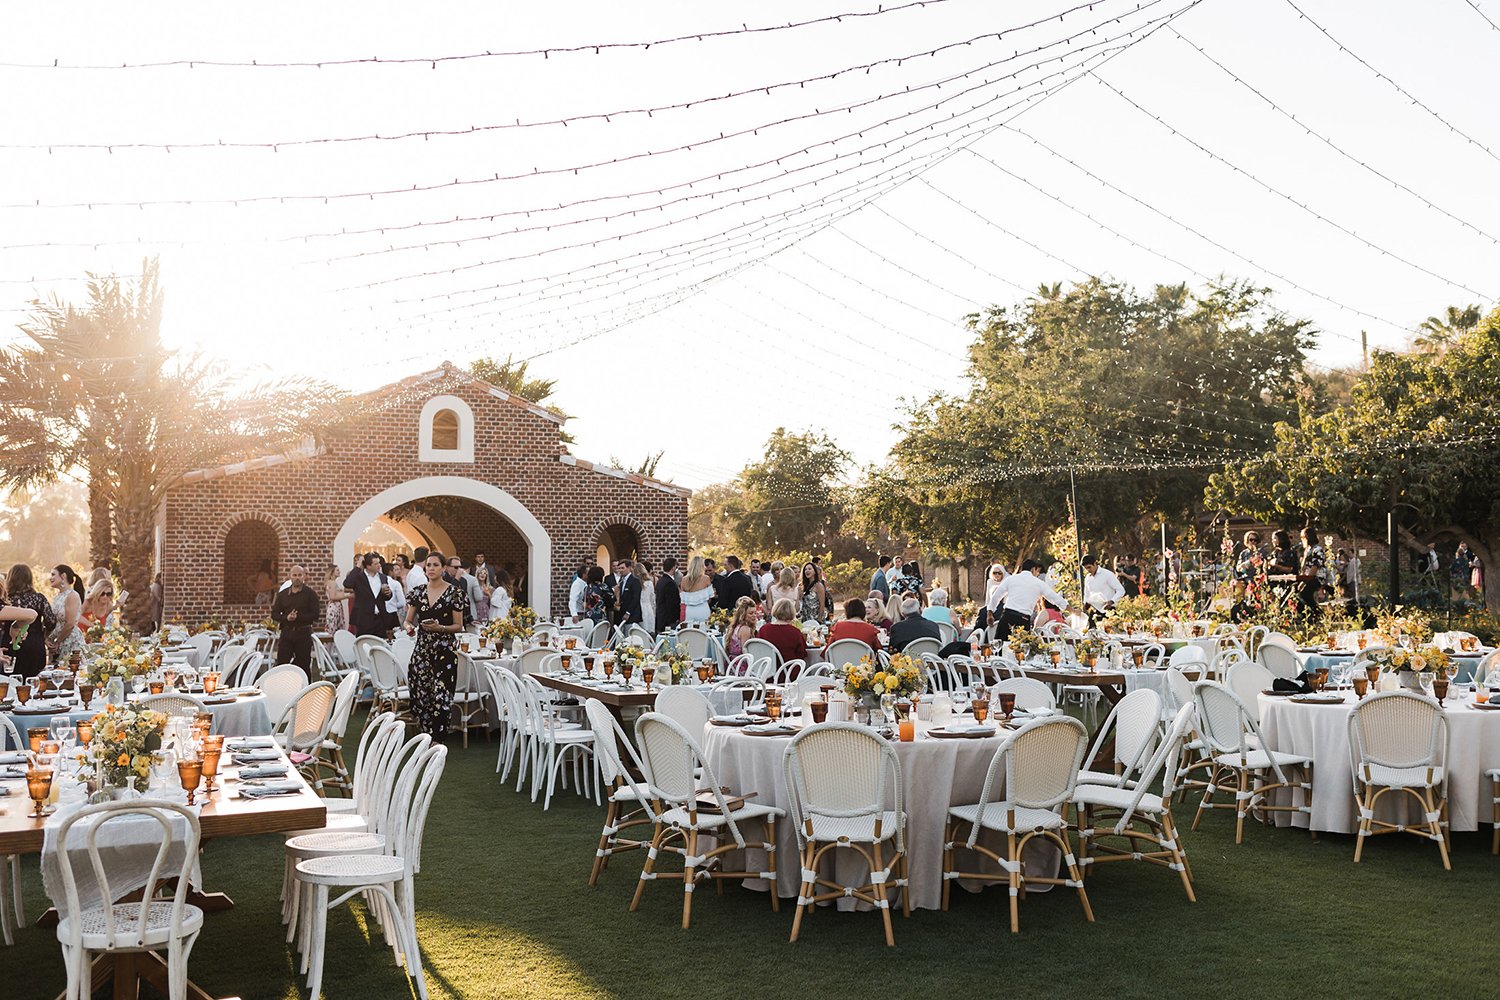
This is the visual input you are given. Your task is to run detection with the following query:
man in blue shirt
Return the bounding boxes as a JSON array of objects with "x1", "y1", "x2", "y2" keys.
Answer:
[{"x1": 870, "y1": 555, "x2": 892, "y2": 602}]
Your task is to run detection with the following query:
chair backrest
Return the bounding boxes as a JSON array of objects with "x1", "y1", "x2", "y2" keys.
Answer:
[
  {"x1": 634, "y1": 712, "x2": 755, "y2": 846},
  {"x1": 741, "y1": 653, "x2": 777, "y2": 680},
  {"x1": 367, "y1": 645, "x2": 402, "y2": 693},
  {"x1": 626, "y1": 624, "x2": 654, "y2": 647},
  {"x1": 675, "y1": 628, "x2": 716, "y2": 662},
  {"x1": 654, "y1": 685, "x2": 711, "y2": 736},
  {"x1": 257, "y1": 663, "x2": 309, "y2": 723},
  {"x1": 310, "y1": 637, "x2": 345, "y2": 682},
  {"x1": 54, "y1": 800, "x2": 200, "y2": 951},
  {"x1": 1192, "y1": 680, "x2": 1288, "y2": 782},
  {"x1": 1476, "y1": 649, "x2": 1500, "y2": 687},
  {"x1": 902, "y1": 637, "x2": 941, "y2": 661},
  {"x1": 391, "y1": 633, "x2": 416, "y2": 674},
  {"x1": 277, "y1": 680, "x2": 338, "y2": 752},
  {"x1": 231, "y1": 652, "x2": 269, "y2": 688},
  {"x1": 937, "y1": 621, "x2": 957, "y2": 646},
  {"x1": 370, "y1": 730, "x2": 433, "y2": 841},
  {"x1": 354, "y1": 634, "x2": 390, "y2": 673},
  {"x1": 1109, "y1": 702, "x2": 1198, "y2": 831},
  {"x1": 584, "y1": 698, "x2": 647, "y2": 788},
  {"x1": 1082, "y1": 688, "x2": 1161, "y2": 778},
  {"x1": 783, "y1": 722, "x2": 903, "y2": 851},
  {"x1": 184, "y1": 633, "x2": 214, "y2": 670},
  {"x1": 742, "y1": 636, "x2": 783, "y2": 667},
  {"x1": 1348, "y1": 691, "x2": 1448, "y2": 773},
  {"x1": 992, "y1": 676, "x2": 1057, "y2": 711},
  {"x1": 1262, "y1": 631, "x2": 1298, "y2": 652},
  {"x1": 387, "y1": 743, "x2": 448, "y2": 872},
  {"x1": 1257, "y1": 643, "x2": 1300, "y2": 680},
  {"x1": 770, "y1": 658, "x2": 807, "y2": 685},
  {"x1": 332, "y1": 630, "x2": 359, "y2": 670},
  {"x1": 349, "y1": 712, "x2": 401, "y2": 811},
  {"x1": 1169, "y1": 645, "x2": 1208, "y2": 668},
  {"x1": 994, "y1": 715, "x2": 1088, "y2": 810},
  {"x1": 0, "y1": 714, "x2": 21, "y2": 752},
  {"x1": 1225, "y1": 660, "x2": 1276, "y2": 723},
  {"x1": 821, "y1": 638, "x2": 871, "y2": 671},
  {"x1": 1165, "y1": 665, "x2": 1194, "y2": 711},
  {"x1": 215, "y1": 643, "x2": 250, "y2": 679},
  {"x1": 517, "y1": 647, "x2": 556, "y2": 676},
  {"x1": 139, "y1": 693, "x2": 208, "y2": 718}
]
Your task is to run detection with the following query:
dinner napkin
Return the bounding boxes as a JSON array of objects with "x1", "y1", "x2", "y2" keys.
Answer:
[
  {"x1": 238, "y1": 782, "x2": 301, "y2": 799},
  {"x1": 227, "y1": 737, "x2": 275, "y2": 749},
  {"x1": 743, "y1": 723, "x2": 794, "y2": 734},
  {"x1": 0, "y1": 767, "x2": 26, "y2": 779},
  {"x1": 0, "y1": 752, "x2": 28, "y2": 765},
  {"x1": 1015, "y1": 707, "x2": 1059, "y2": 718},
  {"x1": 236, "y1": 765, "x2": 289, "y2": 780},
  {"x1": 232, "y1": 750, "x2": 281, "y2": 765},
  {"x1": 945, "y1": 723, "x2": 996, "y2": 735},
  {"x1": 714, "y1": 714, "x2": 756, "y2": 723}
]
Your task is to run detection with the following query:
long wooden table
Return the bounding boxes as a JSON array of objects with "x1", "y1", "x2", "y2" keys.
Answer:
[
  {"x1": 532, "y1": 672, "x2": 659, "y2": 717},
  {"x1": 983, "y1": 663, "x2": 1201, "y2": 707},
  {"x1": 0, "y1": 748, "x2": 328, "y2": 1000}
]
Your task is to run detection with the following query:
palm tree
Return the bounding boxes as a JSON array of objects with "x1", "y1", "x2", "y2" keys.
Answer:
[
  {"x1": 0, "y1": 261, "x2": 344, "y2": 630},
  {"x1": 1414, "y1": 304, "x2": 1481, "y2": 355},
  {"x1": 469, "y1": 354, "x2": 574, "y2": 443}
]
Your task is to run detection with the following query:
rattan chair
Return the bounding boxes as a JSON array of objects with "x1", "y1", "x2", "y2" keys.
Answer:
[
  {"x1": 584, "y1": 699, "x2": 657, "y2": 886},
  {"x1": 1076, "y1": 688, "x2": 1161, "y2": 789},
  {"x1": 630, "y1": 713, "x2": 783, "y2": 929},
  {"x1": 1348, "y1": 691, "x2": 1450, "y2": 868},
  {"x1": 942, "y1": 716, "x2": 1092, "y2": 932},
  {"x1": 1074, "y1": 703, "x2": 1198, "y2": 901},
  {"x1": 783, "y1": 723, "x2": 908, "y2": 946},
  {"x1": 1191, "y1": 681, "x2": 1314, "y2": 843}
]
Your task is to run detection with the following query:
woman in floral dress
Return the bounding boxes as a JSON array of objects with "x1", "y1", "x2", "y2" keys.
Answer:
[{"x1": 401, "y1": 552, "x2": 466, "y2": 742}]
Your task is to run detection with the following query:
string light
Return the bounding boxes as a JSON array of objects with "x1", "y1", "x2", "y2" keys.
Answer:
[
  {"x1": 1089, "y1": 74, "x2": 1496, "y2": 301},
  {"x1": 1464, "y1": 0, "x2": 1500, "y2": 31}
]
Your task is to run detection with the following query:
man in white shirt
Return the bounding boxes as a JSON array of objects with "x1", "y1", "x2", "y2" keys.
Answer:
[
  {"x1": 405, "y1": 546, "x2": 431, "y2": 597},
  {"x1": 988, "y1": 558, "x2": 1068, "y2": 641},
  {"x1": 567, "y1": 560, "x2": 590, "y2": 622},
  {"x1": 1081, "y1": 554, "x2": 1125, "y2": 619}
]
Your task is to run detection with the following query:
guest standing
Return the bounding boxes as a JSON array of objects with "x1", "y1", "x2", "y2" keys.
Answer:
[
  {"x1": 324, "y1": 565, "x2": 348, "y2": 633},
  {"x1": 402, "y1": 553, "x2": 466, "y2": 743},
  {"x1": 870, "y1": 556, "x2": 892, "y2": 603},
  {"x1": 343, "y1": 552, "x2": 395, "y2": 638},
  {"x1": 0, "y1": 583, "x2": 39, "y2": 676},
  {"x1": 634, "y1": 561, "x2": 656, "y2": 636},
  {"x1": 654, "y1": 557, "x2": 682, "y2": 634},
  {"x1": 679, "y1": 557, "x2": 714, "y2": 625},
  {"x1": 48, "y1": 565, "x2": 86, "y2": 665},
  {"x1": 987, "y1": 559, "x2": 1069, "y2": 642},
  {"x1": 488, "y1": 570, "x2": 513, "y2": 622},
  {"x1": 618, "y1": 563, "x2": 644, "y2": 629},
  {"x1": 798, "y1": 563, "x2": 827, "y2": 624},
  {"x1": 766, "y1": 567, "x2": 801, "y2": 612},
  {"x1": 717, "y1": 556, "x2": 757, "y2": 608},
  {"x1": 580, "y1": 566, "x2": 611, "y2": 624},
  {"x1": 271, "y1": 564, "x2": 319, "y2": 671},
  {"x1": 2, "y1": 565, "x2": 55, "y2": 677}
]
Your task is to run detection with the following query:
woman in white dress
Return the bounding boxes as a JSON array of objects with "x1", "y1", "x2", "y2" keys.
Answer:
[
  {"x1": 488, "y1": 569, "x2": 513, "y2": 622},
  {"x1": 634, "y1": 562, "x2": 655, "y2": 635},
  {"x1": 679, "y1": 556, "x2": 714, "y2": 625}
]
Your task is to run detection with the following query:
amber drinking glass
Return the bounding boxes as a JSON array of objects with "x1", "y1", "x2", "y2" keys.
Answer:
[
  {"x1": 998, "y1": 692, "x2": 1017, "y2": 719},
  {"x1": 641, "y1": 666, "x2": 656, "y2": 693},
  {"x1": 78, "y1": 682, "x2": 95, "y2": 709},
  {"x1": 202, "y1": 672, "x2": 220, "y2": 696},
  {"x1": 76, "y1": 721, "x2": 94, "y2": 747},
  {"x1": 696, "y1": 664, "x2": 711, "y2": 684},
  {"x1": 177, "y1": 755, "x2": 203, "y2": 806},
  {"x1": 765, "y1": 690, "x2": 782, "y2": 721},
  {"x1": 26, "y1": 766, "x2": 52, "y2": 817},
  {"x1": 972, "y1": 697, "x2": 990, "y2": 724},
  {"x1": 602, "y1": 658, "x2": 615, "y2": 679},
  {"x1": 149, "y1": 681, "x2": 164, "y2": 695},
  {"x1": 1352, "y1": 676, "x2": 1368, "y2": 699},
  {"x1": 810, "y1": 700, "x2": 828, "y2": 724}
]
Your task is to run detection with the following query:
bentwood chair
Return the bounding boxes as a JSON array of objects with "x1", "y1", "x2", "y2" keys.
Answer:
[
  {"x1": 54, "y1": 801, "x2": 203, "y2": 1000},
  {"x1": 1191, "y1": 681, "x2": 1314, "y2": 843},
  {"x1": 0, "y1": 717, "x2": 22, "y2": 944},
  {"x1": 1074, "y1": 703, "x2": 1199, "y2": 902},
  {"x1": 1348, "y1": 691, "x2": 1450, "y2": 868},
  {"x1": 784, "y1": 723, "x2": 908, "y2": 946},
  {"x1": 943, "y1": 716, "x2": 1092, "y2": 933},
  {"x1": 630, "y1": 713, "x2": 783, "y2": 930}
]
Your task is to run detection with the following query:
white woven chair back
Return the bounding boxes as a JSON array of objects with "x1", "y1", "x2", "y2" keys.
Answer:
[
  {"x1": 584, "y1": 699, "x2": 637, "y2": 787},
  {"x1": 585, "y1": 620, "x2": 611, "y2": 648},
  {"x1": 1000, "y1": 716, "x2": 1088, "y2": 809},
  {"x1": 1257, "y1": 643, "x2": 1300, "y2": 680},
  {"x1": 279, "y1": 681, "x2": 337, "y2": 752},
  {"x1": 1226, "y1": 661, "x2": 1275, "y2": 724},
  {"x1": 1475, "y1": 650, "x2": 1500, "y2": 687},
  {"x1": 184, "y1": 633, "x2": 213, "y2": 670},
  {"x1": 139, "y1": 693, "x2": 207, "y2": 718},
  {"x1": 822, "y1": 638, "x2": 871, "y2": 670},
  {"x1": 257, "y1": 664, "x2": 308, "y2": 722},
  {"x1": 634, "y1": 712, "x2": 706, "y2": 803},
  {"x1": 1262, "y1": 631, "x2": 1298, "y2": 652},
  {"x1": 992, "y1": 676, "x2": 1056, "y2": 711},
  {"x1": 353, "y1": 635, "x2": 390, "y2": 674},
  {"x1": 1192, "y1": 681, "x2": 1286, "y2": 784},
  {"x1": 391, "y1": 633, "x2": 415, "y2": 674},
  {"x1": 367, "y1": 645, "x2": 402, "y2": 693},
  {"x1": 331, "y1": 630, "x2": 359, "y2": 671},
  {"x1": 937, "y1": 621, "x2": 957, "y2": 647},
  {"x1": 54, "y1": 800, "x2": 200, "y2": 951},
  {"x1": 327, "y1": 671, "x2": 361, "y2": 738},
  {"x1": 655, "y1": 686, "x2": 711, "y2": 735},
  {"x1": 1169, "y1": 645, "x2": 1207, "y2": 668},
  {"x1": 783, "y1": 723, "x2": 900, "y2": 840},
  {"x1": 516, "y1": 647, "x2": 556, "y2": 676},
  {"x1": 1348, "y1": 691, "x2": 1447, "y2": 770},
  {"x1": 1165, "y1": 666, "x2": 1194, "y2": 710},
  {"x1": 902, "y1": 637, "x2": 941, "y2": 661},
  {"x1": 674, "y1": 628, "x2": 715, "y2": 662},
  {"x1": 215, "y1": 643, "x2": 249, "y2": 679},
  {"x1": 1100, "y1": 688, "x2": 1162, "y2": 776}
]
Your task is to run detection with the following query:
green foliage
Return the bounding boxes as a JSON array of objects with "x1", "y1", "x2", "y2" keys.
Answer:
[
  {"x1": 852, "y1": 278, "x2": 1313, "y2": 566},
  {"x1": 469, "y1": 354, "x2": 574, "y2": 443},
  {"x1": 606, "y1": 451, "x2": 663, "y2": 478},
  {"x1": 722, "y1": 428, "x2": 850, "y2": 554}
]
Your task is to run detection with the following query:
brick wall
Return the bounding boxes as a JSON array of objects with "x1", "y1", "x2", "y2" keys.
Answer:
[{"x1": 160, "y1": 376, "x2": 689, "y2": 623}]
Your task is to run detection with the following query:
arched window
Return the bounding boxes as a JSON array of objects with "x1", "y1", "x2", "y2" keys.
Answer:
[
  {"x1": 418, "y1": 395, "x2": 475, "y2": 463},
  {"x1": 431, "y1": 408, "x2": 460, "y2": 450},
  {"x1": 224, "y1": 519, "x2": 279, "y2": 605}
]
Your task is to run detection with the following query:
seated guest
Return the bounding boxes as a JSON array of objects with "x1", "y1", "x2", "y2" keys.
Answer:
[
  {"x1": 922, "y1": 587, "x2": 953, "y2": 625},
  {"x1": 889, "y1": 597, "x2": 941, "y2": 652},
  {"x1": 864, "y1": 590, "x2": 892, "y2": 630},
  {"x1": 757, "y1": 598, "x2": 807, "y2": 665},
  {"x1": 828, "y1": 598, "x2": 883, "y2": 652},
  {"x1": 724, "y1": 596, "x2": 758, "y2": 659},
  {"x1": 1035, "y1": 599, "x2": 1067, "y2": 630}
]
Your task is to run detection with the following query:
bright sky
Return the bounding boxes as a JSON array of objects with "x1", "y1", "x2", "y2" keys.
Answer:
[{"x1": 2, "y1": 0, "x2": 1496, "y2": 490}]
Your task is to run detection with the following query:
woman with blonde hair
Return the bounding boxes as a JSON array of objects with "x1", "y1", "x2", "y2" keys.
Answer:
[
  {"x1": 724, "y1": 596, "x2": 758, "y2": 658},
  {"x1": 633, "y1": 561, "x2": 656, "y2": 636},
  {"x1": 767, "y1": 565, "x2": 800, "y2": 609},
  {"x1": 324, "y1": 564, "x2": 348, "y2": 633},
  {"x1": 82, "y1": 579, "x2": 121, "y2": 629},
  {"x1": 679, "y1": 555, "x2": 714, "y2": 625}
]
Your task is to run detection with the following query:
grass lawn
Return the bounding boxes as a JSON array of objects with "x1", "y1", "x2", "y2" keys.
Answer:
[{"x1": 4, "y1": 711, "x2": 1496, "y2": 999}]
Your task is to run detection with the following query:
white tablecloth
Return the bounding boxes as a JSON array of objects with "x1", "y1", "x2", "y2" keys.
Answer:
[
  {"x1": 42, "y1": 796, "x2": 200, "y2": 915},
  {"x1": 701, "y1": 721, "x2": 1059, "y2": 910},
  {"x1": 2, "y1": 692, "x2": 273, "y2": 749},
  {"x1": 1259, "y1": 691, "x2": 1500, "y2": 833}
]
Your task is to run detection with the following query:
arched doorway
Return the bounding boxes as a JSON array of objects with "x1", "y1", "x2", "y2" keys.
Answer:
[
  {"x1": 593, "y1": 517, "x2": 644, "y2": 573},
  {"x1": 334, "y1": 477, "x2": 553, "y2": 617}
]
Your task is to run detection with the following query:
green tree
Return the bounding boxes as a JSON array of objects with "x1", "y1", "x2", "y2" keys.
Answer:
[
  {"x1": 852, "y1": 278, "x2": 1313, "y2": 566},
  {"x1": 607, "y1": 451, "x2": 663, "y2": 478},
  {"x1": 469, "y1": 354, "x2": 574, "y2": 443},
  {"x1": 0, "y1": 264, "x2": 343, "y2": 629},
  {"x1": 1413, "y1": 304, "x2": 1482, "y2": 356},
  {"x1": 1208, "y1": 309, "x2": 1500, "y2": 610},
  {"x1": 722, "y1": 429, "x2": 850, "y2": 555}
]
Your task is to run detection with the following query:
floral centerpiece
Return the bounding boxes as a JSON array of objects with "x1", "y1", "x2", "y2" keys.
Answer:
[
  {"x1": 707, "y1": 607, "x2": 733, "y2": 634},
  {"x1": 1102, "y1": 595, "x2": 1164, "y2": 629},
  {"x1": 84, "y1": 620, "x2": 135, "y2": 646},
  {"x1": 1007, "y1": 627, "x2": 1044, "y2": 661},
  {"x1": 840, "y1": 653, "x2": 922, "y2": 704},
  {"x1": 1376, "y1": 607, "x2": 1433, "y2": 646},
  {"x1": 614, "y1": 643, "x2": 647, "y2": 671},
  {"x1": 658, "y1": 646, "x2": 692, "y2": 683},
  {"x1": 1076, "y1": 634, "x2": 1107, "y2": 667},
  {"x1": 84, "y1": 633, "x2": 152, "y2": 689},
  {"x1": 482, "y1": 604, "x2": 539, "y2": 648},
  {"x1": 82, "y1": 704, "x2": 167, "y2": 793},
  {"x1": 1364, "y1": 645, "x2": 1449, "y2": 690}
]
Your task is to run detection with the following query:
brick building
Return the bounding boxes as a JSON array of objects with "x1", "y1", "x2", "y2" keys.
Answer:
[{"x1": 158, "y1": 364, "x2": 690, "y2": 623}]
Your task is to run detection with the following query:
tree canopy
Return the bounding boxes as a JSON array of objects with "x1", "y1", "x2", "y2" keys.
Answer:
[{"x1": 720, "y1": 428, "x2": 853, "y2": 556}]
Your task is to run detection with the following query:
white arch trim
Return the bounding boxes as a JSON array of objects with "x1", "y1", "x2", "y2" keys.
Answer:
[
  {"x1": 334, "y1": 476, "x2": 551, "y2": 618},
  {"x1": 418, "y1": 394, "x2": 475, "y2": 463}
]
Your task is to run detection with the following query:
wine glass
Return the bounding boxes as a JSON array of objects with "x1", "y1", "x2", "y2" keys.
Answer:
[
  {"x1": 880, "y1": 693, "x2": 897, "y2": 727},
  {"x1": 696, "y1": 663, "x2": 711, "y2": 684},
  {"x1": 619, "y1": 662, "x2": 634, "y2": 686},
  {"x1": 972, "y1": 696, "x2": 990, "y2": 724},
  {"x1": 131, "y1": 674, "x2": 147, "y2": 697},
  {"x1": 602, "y1": 658, "x2": 615, "y2": 681},
  {"x1": 642, "y1": 666, "x2": 656, "y2": 693},
  {"x1": 163, "y1": 666, "x2": 178, "y2": 690},
  {"x1": 177, "y1": 754, "x2": 203, "y2": 806},
  {"x1": 26, "y1": 766, "x2": 53, "y2": 817}
]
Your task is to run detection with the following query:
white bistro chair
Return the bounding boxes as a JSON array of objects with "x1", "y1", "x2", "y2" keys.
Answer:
[
  {"x1": 1348, "y1": 691, "x2": 1450, "y2": 869},
  {"x1": 1190, "y1": 681, "x2": 1314, "y2": 843}
]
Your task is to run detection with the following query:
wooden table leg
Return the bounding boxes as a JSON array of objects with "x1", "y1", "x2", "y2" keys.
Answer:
[{"x1": 52, "y1": 951, "x2": 241, "y2": 1000}]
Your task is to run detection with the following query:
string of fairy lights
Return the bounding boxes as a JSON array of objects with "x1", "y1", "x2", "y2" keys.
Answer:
[{"x1": 2, "y1": 0, "x2": 1496, "y2": 494}]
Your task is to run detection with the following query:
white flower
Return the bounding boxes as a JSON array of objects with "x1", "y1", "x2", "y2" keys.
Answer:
[{"x1": 1410, "y1": 654, "x2": 1427, "y2": 672}]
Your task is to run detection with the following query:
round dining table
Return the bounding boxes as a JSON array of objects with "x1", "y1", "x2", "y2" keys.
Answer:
[
  {"x1": 701, "y1": 718, "x2": 1060, "y2": 911},
  {"x1": 1258, "y1": 690, "x2": 1500, "y2": 834},
  {"x1": 2, "y1": 690, "x2": 274, "y2": 749}
]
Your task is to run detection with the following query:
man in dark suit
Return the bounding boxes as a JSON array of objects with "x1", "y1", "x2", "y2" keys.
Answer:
[
  {"x1": 889, "y1": 597, "x2": 941, "y2": 652},
  {"x1": 602, "y1": 560, "x2": 629, "y2": 625},
  {"x1": 618, "y1": 565, "x2": 643, "y2": 628},
  {"x1": 655, "y1": 557, "x2": 682, "y2": 633},
  {"x1": 704, "y1": 558, "x2": 724, "y2": 609},
  {"x1": 717, "y1": 555, "x2": 756, "y2": 609},
  {"x1": 342, "y1": 552, "x2": 394, "y2": 638}
]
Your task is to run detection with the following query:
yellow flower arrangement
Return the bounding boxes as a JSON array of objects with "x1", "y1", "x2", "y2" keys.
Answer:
[
  {"x1": 840, "y1": 653, "x2": 922, "y2": 700},
  {"x1": 482, "y1": 604, "x2": 539, "y2": 646},
  {"x1": 85, "y1": 704, "x2": 167, "y2": 789}
]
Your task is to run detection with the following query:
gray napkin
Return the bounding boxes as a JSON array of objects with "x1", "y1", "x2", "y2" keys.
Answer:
[
  {"x1": 238, "y1": 782, "x2": 301, "y2": 799},
  {"x1": 236, "y1": 765, "x2": 289, "y2": 780}
]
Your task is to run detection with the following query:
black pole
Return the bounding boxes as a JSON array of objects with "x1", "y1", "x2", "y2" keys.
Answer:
[{"x1": 1070, "y1": 466, "x2": 1084, "y2": 599}]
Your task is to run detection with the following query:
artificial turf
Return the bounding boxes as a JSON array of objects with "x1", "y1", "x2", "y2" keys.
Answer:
[{"x1": 4, "y1": 712, "x2": 1496, "y2": 1000}]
